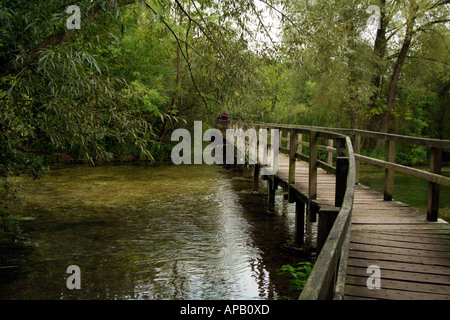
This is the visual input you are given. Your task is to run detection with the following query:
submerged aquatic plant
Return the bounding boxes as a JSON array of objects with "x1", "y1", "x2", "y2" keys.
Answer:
[{"x1": 278, "y1": 261, "x2": 313, "y2": 299}]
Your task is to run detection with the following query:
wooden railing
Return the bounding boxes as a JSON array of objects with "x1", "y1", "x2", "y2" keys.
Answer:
[
  {"x1": 256, "y1": 122, "x2": 450, "y2": 222},
  {"x1": 216, "y1": 120, "x2": 450, "y2": 300},
  {"x1": 254, "y1": 122, "x2": 356, "y2": 300},
  {"x1": 218, "y1": 120, "x2": 356, "y2": 300},
  {"x1": 350, "y1": 129, "x2": 450, "y2": 221}
]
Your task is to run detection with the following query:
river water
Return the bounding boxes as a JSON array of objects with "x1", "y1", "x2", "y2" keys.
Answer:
[{"x1": 0, "y1": 163, "x2": 309, "y2": 300}]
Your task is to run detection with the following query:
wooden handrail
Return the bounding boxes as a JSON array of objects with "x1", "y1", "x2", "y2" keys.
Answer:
[
  {"x1": 254, "y1": 121, "x2": 450, "y2": 149},
  {"x1": 225, "y1": 120, "x2": 356, "y2": 300},
  {"x1": 218, "y1": 120, "x2": 449, "y2": 299},
  {"x1": 254, "y1": 121, "x2": 449, "y2": 221},
  {"x1": 298, "y1": 135, "x2": 355, "y2": 300}
]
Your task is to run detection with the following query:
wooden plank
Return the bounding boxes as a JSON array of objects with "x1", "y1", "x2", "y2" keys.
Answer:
[
  {"x1": 348, "y1": 250, "x2": 450, "y2": 267},
  {"x1": 349, "y1": 242, "x2": 450, "y2": 259},
  {"x1": 367, "y1": 230, "x2": 450, "y2": 241},
  {"x1": 350, "y1": 231, "x2": 450, "y2": 248},
  {"x1": 347, "y1": 257, "x2": 450, "y2": 276},
  {"x1": 351, "y1": 222, "x2": 450, "y2": 229},
  {"x1": 350, "y1": 235, "x2": 450, "y2": 252},
  {"x1": 344, "y1": 284, "x2": 450, "y2": 300},
  {"x1": 346, "y1": 274, "x2": 450, "y2": 295},
  {"x1": 346, "y1": 266, "x2": 450, "y2": 286}
]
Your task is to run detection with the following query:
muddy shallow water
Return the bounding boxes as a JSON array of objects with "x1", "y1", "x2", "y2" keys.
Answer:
[{"x1": 0, "y1": 163, "x2": 314, "y2": 300}]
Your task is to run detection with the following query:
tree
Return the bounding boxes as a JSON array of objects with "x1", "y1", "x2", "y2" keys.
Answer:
[
  {"x1": 275, "y1": 0, "x2": 449, "y2": 144},
  {"x1": 379, "y1": 0, "x2": 449, "y2": 138},
  {"x1": 0, "y1": 0, "x2": 156, "y2": 242}
]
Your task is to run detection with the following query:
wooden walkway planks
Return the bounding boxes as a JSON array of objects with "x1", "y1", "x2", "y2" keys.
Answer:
[{"x1": 274, "y1": 153, "x2": 450, "y2": 300}]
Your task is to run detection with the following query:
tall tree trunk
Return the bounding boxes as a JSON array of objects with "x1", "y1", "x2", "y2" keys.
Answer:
[
  {"x1": 375, "y1": 14, "x2": 416, "y2": 151},
  {"x1": 379, "y1": 25, "x2": 414, "y2": 133},
  {"x1": 437, "y1": 80, "x2": 450, "y2": 139},
  {"x1": 363, "y1": 0, "x2": 387, "y2": 151},
  {"x1": 344, "y1": 7, "x2": 359, "y2": 129},
  {"x1": 369, "y1": 0, "x2": 388, "y2": 109}
]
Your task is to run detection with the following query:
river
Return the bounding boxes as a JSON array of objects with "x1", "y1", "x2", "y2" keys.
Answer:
[{"x1": 0, "y1": 163, "x2": 308, "y2": 300}]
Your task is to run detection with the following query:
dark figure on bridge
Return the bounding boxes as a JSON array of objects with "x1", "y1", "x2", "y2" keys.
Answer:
[{"x1": 218, "y1": 111, "x2": 228, "y2": 121}]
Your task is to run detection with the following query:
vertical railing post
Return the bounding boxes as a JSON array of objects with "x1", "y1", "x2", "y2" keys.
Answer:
[
  {"x1": 427, "y1": 147, "x2": 442, "y2": 221},
  {"x1": 309, "y1": 131, "x2": 318, "y2": 200},
  {"x1": 327, "y1": 139, "x2": 333, "y2": 166},
  {"x1": 298, "y1": 133, "x2": 303, "y2": 155},
  {"x1": 288, "y1": 129, "x2": 297, "y2": 203},
  {"x1": 317, "y1": 206, "x2": 340, "y2": 253},
  {"x1": 308, "y1": 131, "x2": 318, "y2": 223},
  {"x1": 335, "y1": 137, "x2": 348, "y2": 207},
  {"x1": 353, "y1": 133, "x2": 361, "y2": 185},
  {"x1": 289, "y1": 129, "x2": 297, "y2": 185},
  {"x1": 384, "y1": 139, "x2": 396, "y2": 201},
  {"x1": 279, "y1": 129, "x2": 284, "y2": 149},
  {"x1": 295, "y1": 199, "x2": 305, "y2": 246}
]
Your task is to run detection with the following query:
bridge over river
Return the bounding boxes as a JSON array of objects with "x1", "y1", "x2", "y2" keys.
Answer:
[{"x1": 217, "y1": 120, "x2": 450, "y2": 300}]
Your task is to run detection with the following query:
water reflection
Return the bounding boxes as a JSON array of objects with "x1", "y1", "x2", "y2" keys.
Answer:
[{"x1": 1, "y1": 163, "x2": 307, "y2": 300}]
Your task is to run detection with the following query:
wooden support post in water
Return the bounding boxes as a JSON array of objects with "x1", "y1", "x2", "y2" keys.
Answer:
[
  {"x1": 308, "y1": 203, "x2": 317, "y2": 223},
  {"x1": 253, "y1": 164, "x2": 260, "y2": 192},
  {"x1": 267, "y1": 177, "x2": 276, "y2": 213},
  {"x1": 222, "y1": 135, "x2": 228, "y2": 166},
  {"x1": 317, "y1": 206, "x2": 340, "y2": 254},
  {"x1": 384, "y1": 139, "x2": 396, "y2": 201},
  {"x1": 427, "y1": 147, "x2": 442, "y2": 222},
  {"x1": 295, "y1": 199, "x2": 305, "y2": 246}
]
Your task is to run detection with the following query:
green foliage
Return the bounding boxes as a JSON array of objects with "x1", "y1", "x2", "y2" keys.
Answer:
[
  {"x1": 0, "y1": 1, "x2": 159, "y2": 242},
  {"x1": 278, "y1": 261, "x2": 313, "y2": 299},
  {"x1": 0, "y1": 0, "x2": 448, "y2": 243},
  {"x1": 0, "y1": 136, "x2": 44, "y2": 243},
  {"x1": 274, "y1": 0, "x2": 449, "y2": 140},
  {"x1": 395, "y1": 144, "x2": 428, "y2": 166}
]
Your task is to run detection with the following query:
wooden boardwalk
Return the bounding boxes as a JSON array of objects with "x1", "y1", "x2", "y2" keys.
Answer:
[{"x1": 275, "y1": 153, "x2": 450, "y2": 300}]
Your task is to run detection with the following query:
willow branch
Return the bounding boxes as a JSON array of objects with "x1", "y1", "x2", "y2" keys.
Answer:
[
  {"x1": 0, "y1": 0, "x2": 136, "y2": 77},
  {"x1": 143, "y1": 1, "x2": 211, "y2": 113}
]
